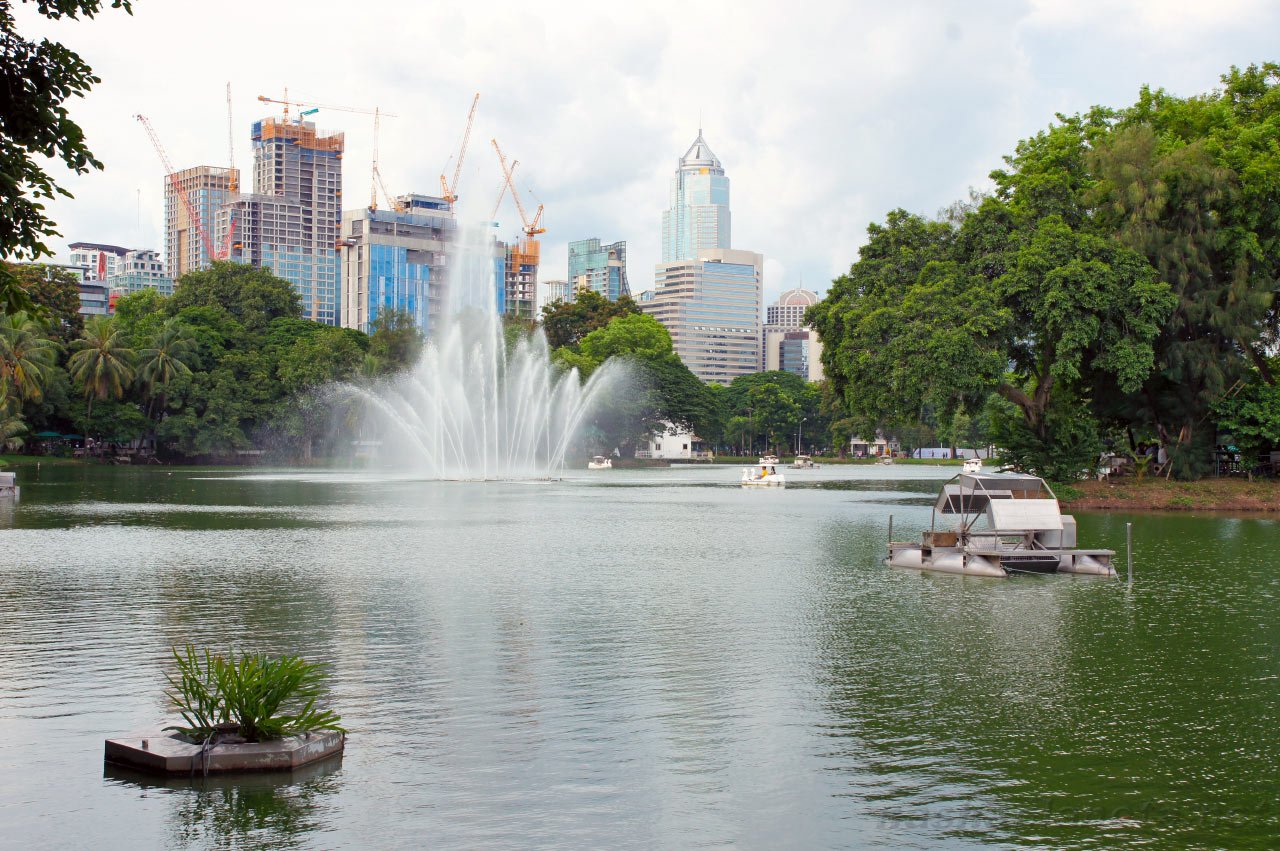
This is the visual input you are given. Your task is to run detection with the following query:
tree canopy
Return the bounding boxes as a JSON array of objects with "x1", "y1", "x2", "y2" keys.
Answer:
[{"x1": 0, "y1": 0, "x2": 132, "y2": 315}]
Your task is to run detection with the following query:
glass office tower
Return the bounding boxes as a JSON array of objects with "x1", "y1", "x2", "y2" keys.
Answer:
[{"x1": 661, "y1": 130, "x2": 731, "y2": 263}]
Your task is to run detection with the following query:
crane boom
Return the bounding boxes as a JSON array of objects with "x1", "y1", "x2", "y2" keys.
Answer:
[
  {"x1": 440, "y1": 92, "x2": 479, "y2": 206},
  {"x1": 491, "y1": 138, "x2": 545, "y2": 238},
  {"x1": 136, "y1": 114, "x2": 220, "y2": 263},
  {"x1": 490, "y1": 159, "x2": 516, "y2": 223},
  {"x1": 256, "y1": 94, "x2": 396, "y2": 117}
]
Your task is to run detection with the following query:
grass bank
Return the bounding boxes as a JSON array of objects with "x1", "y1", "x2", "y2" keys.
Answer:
[
  {"x1": 1058, "y1": 478, "x2": 1280, "y2": 512},
  {"x1": 0, "y1": 455, "x2": 84, "y2": 467}
]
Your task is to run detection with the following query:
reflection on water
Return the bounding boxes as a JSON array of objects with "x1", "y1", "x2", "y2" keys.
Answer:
[
  {"x1": 1, "y1": 463, "x2": 1278, "y2": 849},
  {"x1": 106, "y1": 758, "x2": 342, "y2": 850}
]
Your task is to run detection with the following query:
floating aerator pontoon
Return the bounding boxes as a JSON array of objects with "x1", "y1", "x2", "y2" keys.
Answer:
[{"x1": 887, "y1": 473, "x2": 1115, "y2": 577}]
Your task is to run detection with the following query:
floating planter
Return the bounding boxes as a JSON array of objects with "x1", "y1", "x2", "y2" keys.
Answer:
[{"x1": 105, "y1": 645, "x2": 345, "y2": 775}]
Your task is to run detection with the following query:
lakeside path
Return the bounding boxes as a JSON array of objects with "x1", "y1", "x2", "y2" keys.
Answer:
[{"x1": 1062, "y1": 478, "x2": 1280, "y2": 512}]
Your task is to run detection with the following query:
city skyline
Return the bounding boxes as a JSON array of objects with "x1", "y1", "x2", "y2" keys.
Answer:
[{"x1": 14, "y1": 0, "x2": 1277, "y2": 306}]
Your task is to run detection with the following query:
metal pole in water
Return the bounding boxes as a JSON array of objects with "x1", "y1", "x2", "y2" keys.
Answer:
[
  {"x1": 888, "y1": 514, "x2": 894, "y2": 546},
  {"x1": 1126, "y1": 522, "x2": 1133, "y2": 585}
]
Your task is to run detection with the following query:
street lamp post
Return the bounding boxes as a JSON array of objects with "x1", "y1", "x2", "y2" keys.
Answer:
[{"x1": 797, "y1": 417, "x2": 807, "y2": 456}]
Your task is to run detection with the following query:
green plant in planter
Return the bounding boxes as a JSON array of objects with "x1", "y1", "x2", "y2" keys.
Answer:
[{"x1": 165, "y1": 645, "x2": 345, "y2": 742}]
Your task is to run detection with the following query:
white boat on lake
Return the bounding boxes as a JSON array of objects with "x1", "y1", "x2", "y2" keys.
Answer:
[
  {"x1": 887, "y1": 472, "x2": 1115, "y2": 577},
  {"x1": 791, "y1": 454, "x2": 820, "y2": 469},
  {"x1": 742, "y1": 462, "x2": 785, "y2": 487},
  {"x1": 587, "y1": 456, "x2": 612, "y2": 470},
  {"x1": 962, "y1": 457, "x2": 982, "y2": 473}
]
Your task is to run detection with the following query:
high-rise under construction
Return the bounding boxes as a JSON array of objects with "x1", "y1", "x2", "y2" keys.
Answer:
[
  {"x1": 165, "y1": 166, "x2": 238, "y2": 278},
  {"x1": 218, "y1": 117, "x2": 344, "y2": 325}
]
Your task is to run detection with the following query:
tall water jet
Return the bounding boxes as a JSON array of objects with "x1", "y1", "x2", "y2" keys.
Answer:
[{"x1": 340, "y1": 222, "x2": 620, "y2": 479}]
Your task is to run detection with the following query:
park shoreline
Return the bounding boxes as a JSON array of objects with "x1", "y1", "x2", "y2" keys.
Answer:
[{"x1": 1058, "y1": 478, "x2": 1280, "y2": 513}]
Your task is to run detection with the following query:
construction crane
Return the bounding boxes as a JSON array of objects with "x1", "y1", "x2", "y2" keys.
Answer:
[
  {"x1": 226, "y1": 82, "x2": 238, "y2": 193},
  {"x1": 256, "y1": 94, "x2": 401, "y2": 212},
  {"x1": 490, "y1": 159, "x2": 516, "y2": 224},
  {"x1": 439, "y1": 92, "x2": 479, "y2": 207},
  {"x1": 135, "y1": 114, "x2": 228, "y2": 262},
  {"x1": 491, "y1": 139, "x2": 545, "y2": 237}
]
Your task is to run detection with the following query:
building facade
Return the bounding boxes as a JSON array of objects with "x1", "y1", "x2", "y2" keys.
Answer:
[
  {"x1": 164, "y1": 166, "x2": 238, "y2": 278},
  {"x1": 642, "y1": 248, "x2": 763, "y2": 385},
  {"x1": 106, "y1": 249, "x2": 174, "y2": 298},
  {"x1": 543, "y1": 279, "x2": 570, "y2": 307},
  {"x1": 68, "y1": 242, "x2": 129, "y2": 281},
  {"x1": 501, "y1": 239, "x2": 539, "y2": 320},
  {"x1": 762, "y1": 287, "x2": 823, "y2": 380},
  {"x1": 661, "y1": 130, "x2": 731, "y2": 264},
  {"x1": 219, "y1": 118, "x2": 343, "y2": 325},
  {"x1": 339, "y1": 195, "x2": 455, "y2": 335},
  {"x1": 568, "y1": 238, "x2": 629, "y2": 300}
]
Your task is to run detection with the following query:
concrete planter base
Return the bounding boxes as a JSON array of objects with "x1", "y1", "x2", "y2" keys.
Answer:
[{"x1": 105, "y1": 730, "x2": 344, "y2": 775}]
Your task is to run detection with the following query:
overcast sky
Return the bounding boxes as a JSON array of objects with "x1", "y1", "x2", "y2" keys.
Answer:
[{"x1": 18, "y1": 0, "x2": 1279, "y2": 306}]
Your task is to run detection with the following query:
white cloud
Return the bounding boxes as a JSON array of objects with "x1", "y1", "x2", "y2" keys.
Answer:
[{"x1": 14, "y1": 0, "x2": 1278, "y2": 308}]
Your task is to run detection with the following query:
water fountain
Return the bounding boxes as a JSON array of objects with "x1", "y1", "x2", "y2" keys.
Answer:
[{"x1": 340, "y1": 222, "x2": 620, "y2": 480}]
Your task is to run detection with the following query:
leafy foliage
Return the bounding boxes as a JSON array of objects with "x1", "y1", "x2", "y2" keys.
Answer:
[
  {"x1": 165, "y1": 645, "x2": 344, "y2": 743},
  {"x1": 811, "y1": 63, "x2": 1279, "y2": 478},
  {"x1": 540, "y1": 290, "x2": 639, "y2": 350},
  {"x1": 0, "y1": 1, "x2": 132, "y2": 315}
]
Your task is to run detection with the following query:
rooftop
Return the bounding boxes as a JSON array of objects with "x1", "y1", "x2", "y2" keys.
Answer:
[{"x1": 680, "y1": 129, "x2": 722, "y2": 170}]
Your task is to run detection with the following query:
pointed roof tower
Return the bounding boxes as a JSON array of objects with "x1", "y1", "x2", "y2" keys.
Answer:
[{"x1": 680, "y1": 129, "x2": 723, "y2": 171}]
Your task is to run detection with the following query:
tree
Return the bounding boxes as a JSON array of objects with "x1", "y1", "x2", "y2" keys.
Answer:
[
  {"x1": 579, "y1": 313, "x2": 673, "y2": 363},
  {"x1": 808, "y1": 212, "x2": 1010, "y2": 437},
  {"x1": 0, "y1": 0, "x2": 133, "y2": 316},
  {"x1": 169, "y1": 262, "x2": 301, "y2": 330},
  {"x1": 136, "y1": 318, "x2": 195, "y2": 420},
  {"x1": 1092, "y1": 121, "x2": 1273, "y2": 476},
  {"x1": 68, "y1": 315, "x2": 135, "y2": 433},
  {"x1": 6, "y1": 262, "x2": 83, "y2": 341},
  {"x1": 0, "y1": 309, "x2": 58, "y2": 402},
  {"x1": 368, "y1": 309, "x2": 423, "y2": 373},
  {"x1": 1211, "y1": 360, "x2": 1280, "y2": 476},
  {"x1": 540, "y1": 290, "x2": 638, "y2": 350},
  {"x1": 0, "y1": 384, "x2": 27, "y2": 451}
]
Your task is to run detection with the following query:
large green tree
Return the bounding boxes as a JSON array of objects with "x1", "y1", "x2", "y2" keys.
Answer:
[
  {"x1": 0, "y1": 0, "x2": 132, "y2": 315},
  {"x1": 169, "y1": 262, "x2": 301, "y2": 330},
  {"x1": 540, "y1": 290, "x2": 638, "y2": 350}
]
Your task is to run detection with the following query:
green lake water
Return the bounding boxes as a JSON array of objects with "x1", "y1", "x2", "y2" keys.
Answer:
[{"x1": 0, "y1": 463, "x2": 1277, "y2": 849}]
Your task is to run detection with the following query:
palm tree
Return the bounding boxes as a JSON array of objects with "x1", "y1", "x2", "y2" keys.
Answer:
[
  {"x1": 136, "y1": 318, "x2": 195, "y2": 420},
  {"x1": 0, "y1": 310, "x2": 58, "y2": 402},
  {"x1": 68, "y1": 315, "x2": 136, "y2": 434},
  {"x1": 0, "y1": 382, "x2": 27, "y2": 452}
]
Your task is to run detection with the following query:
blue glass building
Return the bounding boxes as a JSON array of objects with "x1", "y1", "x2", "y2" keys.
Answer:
[
  {"x1": 567, "y1": 238, "x2": 629, "y2": 301},
  {"x1": 661, "y1": 130, "x2": 731, "y2": 263}
]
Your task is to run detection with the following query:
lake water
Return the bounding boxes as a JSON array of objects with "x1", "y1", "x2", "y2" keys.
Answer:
[{"x1": 1, "y1": 463, "x2": 1277, "y2": 849}]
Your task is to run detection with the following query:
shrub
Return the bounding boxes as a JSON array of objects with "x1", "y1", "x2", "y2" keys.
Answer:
[{"x1": 165, "y1": 645, "x2": 344, "y2": 742}]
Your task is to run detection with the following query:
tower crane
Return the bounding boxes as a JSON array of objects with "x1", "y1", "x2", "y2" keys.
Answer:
[
  {"x1": 135, "y1": 114, "x2": 230, "y2": 262},
  {"x1": 226, "y1": 82, "x2": 238, "y2": 193},
  {"x1": 491, "y1": 139, "x2": 545, "y2": 237},
  {"x1": 256, "y1": 94, "x2": 401, "y2": 212},
  {"x1": 439, "y1": 92, "x2": 479, "y2": 207}
]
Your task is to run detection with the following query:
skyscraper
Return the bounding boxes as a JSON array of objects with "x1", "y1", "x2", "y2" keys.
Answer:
[
  {"x1": 219, "y1": 117, "x2": 343, "y2": 325},
  {"x1": 642, "y1": 248, "x2": 763, "y2": 385},
  {"x1": 762, "y1": 287, "x2": 824, "y2": 380},
  {"x1": 568, "y1": 238, "x2": 629, "y2": 300},
  {"x1": 661, "y1": 130, "x2": 731, "y2": 263},
  {"x1": 164, "y1": 166, "x2": 237, "y2": 278}
]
